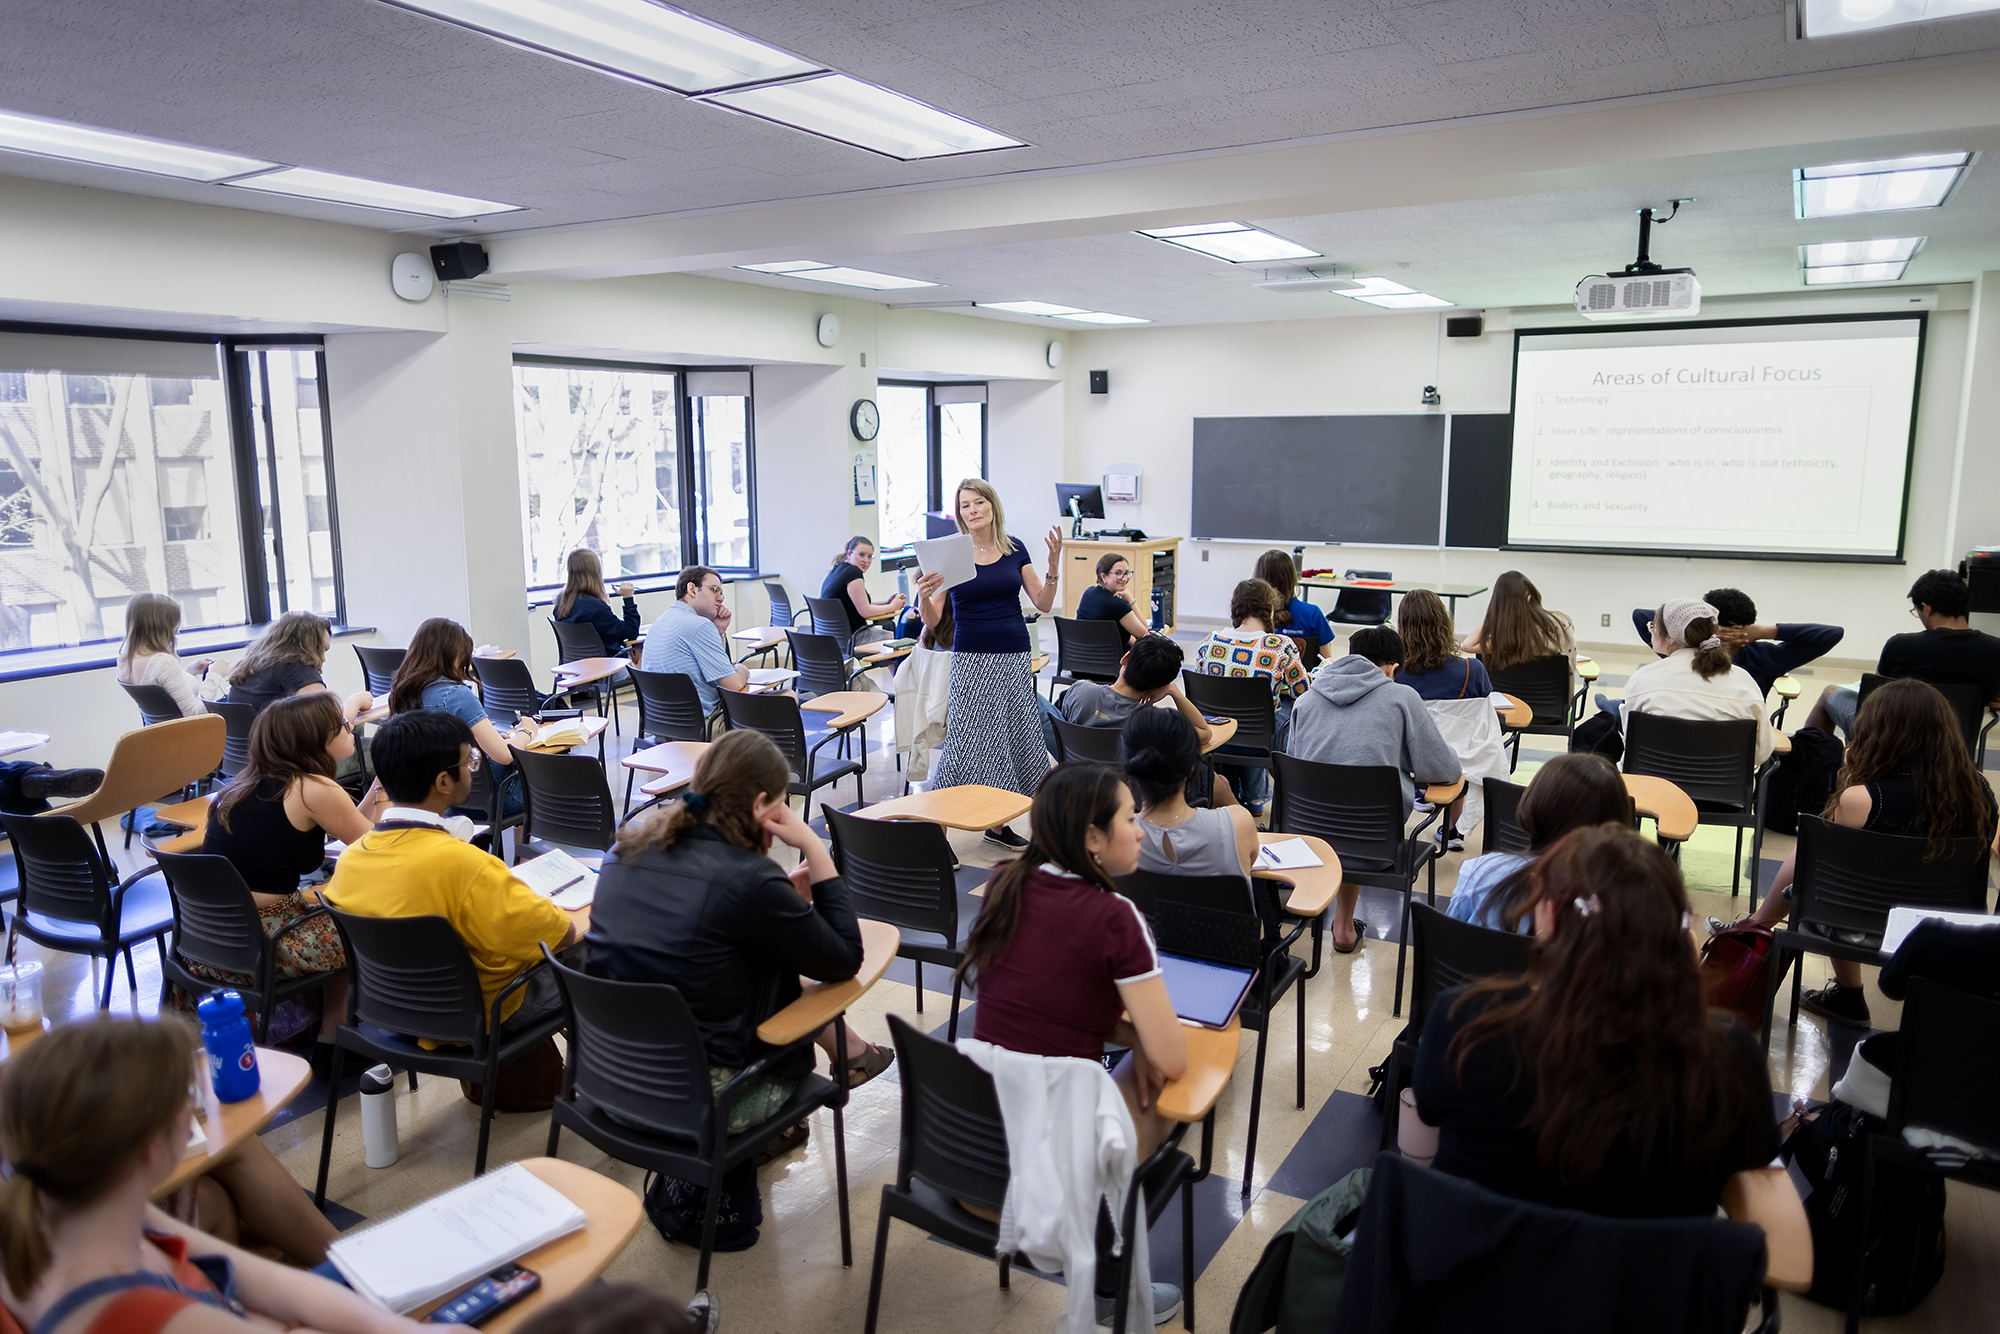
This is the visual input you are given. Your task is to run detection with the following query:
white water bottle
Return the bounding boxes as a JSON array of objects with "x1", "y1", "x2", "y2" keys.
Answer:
[{"x1": 359, "y1": 1064, "x2": 398, "y2": 1168}]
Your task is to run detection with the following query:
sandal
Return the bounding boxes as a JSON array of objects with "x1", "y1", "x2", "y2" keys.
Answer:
[
  {"x1": 755, "y1": 1119, "x2": 810, "y2": 1165},
  {"x1": 1333, "y1": 919, "x2": 1370, "y2": 955},
  {"x1": 844, "y1": 1041, "x2": 896, "y2": 1088}
]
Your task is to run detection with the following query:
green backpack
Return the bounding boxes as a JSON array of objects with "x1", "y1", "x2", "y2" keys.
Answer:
[{"x1": 1230, "y1": 1167, "x2": 1371, "y2": 1334}]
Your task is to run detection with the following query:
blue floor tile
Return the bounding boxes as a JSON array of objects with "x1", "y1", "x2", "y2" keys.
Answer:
[{"x1": 1265, "y1": 1091, "x2": 1383, "y2": 1201}]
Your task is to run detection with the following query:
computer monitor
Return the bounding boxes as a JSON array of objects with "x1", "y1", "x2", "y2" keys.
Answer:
[
  {"x1": 1056, "y1": 483, "x2": 1105, "y2": 521},
  {"x1": 924, "y1": 511, "x2": 958, "y2": 539}
]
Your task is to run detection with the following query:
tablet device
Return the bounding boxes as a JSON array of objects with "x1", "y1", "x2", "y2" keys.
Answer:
[{"x1": 1159, "y1": 952, "x2": 1256, "y2": 1029}]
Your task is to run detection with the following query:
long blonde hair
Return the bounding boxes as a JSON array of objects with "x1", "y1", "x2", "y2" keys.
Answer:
[
  {"x1": 952, "y1": 478, "x2": 1010, "y2": 556},
  {"x1": 118, "y1": 593, "x2": 181, "y2": 671},
  {"x1": 231, "y1": 611, "x2": 330, "y2": 683},
  {"x1": 555, "y1": 549, "x2": 608, "y2": 619}
]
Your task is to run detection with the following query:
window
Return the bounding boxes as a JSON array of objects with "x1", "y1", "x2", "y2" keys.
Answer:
[
  {"x1": 230, "y1": 346, "x2": 342, "y2": 623},
  {"x1": 875, "y1": 380, "x2": 988, "y2": 550},
  {"x1": 512, "y1": 357, "x2": 757, "y2": 594}
]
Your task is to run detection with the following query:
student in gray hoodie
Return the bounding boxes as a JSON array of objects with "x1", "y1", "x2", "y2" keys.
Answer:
[{"x1": 1287, "y1": 626, "x2": 1464, "y2": 950}]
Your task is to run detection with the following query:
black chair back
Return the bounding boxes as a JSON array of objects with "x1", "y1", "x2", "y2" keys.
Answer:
[
  {"x1": 763, "y1": 580, "x2": 795, "y2": 628},
  {"x1": 472, "y1": 656, "x2": 545, "y2": 728},
  {"x1": 1793, "y1": 816, "x2": 1991, "y2": 946},
  {"x1": 1486, "y1": 653, "x2": 1574, "y2": 729},
  {"x1": 543, "y1": 952, "x2": 719, "y2": 1143},
  {"x1": 717, "y1": 690, "x2": 812, "y2": 789},
  {"x1": 806, "y1": 595, "x2": 855, "y2": 649},
  {"x1": 1889, "y1": 978, "x2": 2000, "y2": 1146},
  {"x1": 1116, "y1": 868, "x2": 1270, "y2": 947},
  {"x1": 510, "y1": 746, "x2": 618, "y2": 853},
  {"x1": 1053, "y1": 616, "x2": 1124, "y2": 686},
  {"x1": 787, "y1": 628, "x2": 852, "y2": 698},
  {"x1": 630, "y1": 668, "x2": 708, "y2": 742},
  {"x1": 155, "y1": 850, "x2": 265, "y2": 977},
  {"x1": 1859, "y1": 672, "x2": 1984, "y2": 754},
  {"x1": 352, "y1": 645, "x2": 405, "y2": 698},
  {"x1": 1622, "y1": 713, "x2": 1757, "y2": 810},
  {"x1": 1482, "y1": 777, "x2": 1531, "y2": 854},
  {"x1": 885, "y1": 1014, "x2": 1011, "y2": 1212},
  {"x1": 1328, "y1": 569, "x2": 1392, "y2": 626},
  {"x1": 1407, "y1": 902, "x2": 1531, "y2": 1035},
  {"x1": 823, "y1": 808, "x2": 959, "y2": 944},
  {"x1": 1182, "y1": 670, "x2": 1280, "y2": 756},
  {"x1": 119, "y1": 681, "x2": 183, "y2": 728},
  {"x1": 1271, "y1": 755, "x2": 1409, "y2": 870},
  {"x1": 1051, "y1": 715, "x2": 1121, "y2": 764},
  {"x1": 551, "y1": 617, "x2": 609, "y2": 666},
  {"x1": 325, "y1": 907, "x2": 490, "y2": 1050},
  {"x1": 205, "y1": 700, "x2": 255, "y2": 780},
  {"x1": 0, "y1": 813, "x2": 110, "y2": 928}
]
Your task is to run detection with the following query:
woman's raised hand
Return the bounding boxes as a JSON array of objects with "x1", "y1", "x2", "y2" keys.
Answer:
[
  {"x1": 1045, "y1": 526, "x2": 1064, "y2": 563},
  {"x1": 759, "y1": 799, "x2": 820, "y2": 852},
  {"x1": 915, "y1": 570, "x2": 946, "y2": 599}
]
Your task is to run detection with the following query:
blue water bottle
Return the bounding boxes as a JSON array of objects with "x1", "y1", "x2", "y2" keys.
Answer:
[
  {"x1": 196, "y1": 990, "x2": 261, "y2": 1103},
  {"x1": 1149, "y1": 588, "x2": 1165, "y2": 631}
]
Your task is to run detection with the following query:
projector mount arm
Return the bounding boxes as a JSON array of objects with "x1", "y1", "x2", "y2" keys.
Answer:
[{"x1": 1624, "y1": 198, "x2": 1695, "y2": 275}]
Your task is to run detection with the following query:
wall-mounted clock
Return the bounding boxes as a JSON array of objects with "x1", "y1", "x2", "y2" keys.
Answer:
[{"x1": 850, "y1": 397, "x2": 880, "y2": 441}]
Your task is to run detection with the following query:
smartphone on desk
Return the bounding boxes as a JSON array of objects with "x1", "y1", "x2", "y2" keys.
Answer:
[{"x1": 426, "y1": 1264, "x2": 541, "y2": 1326}]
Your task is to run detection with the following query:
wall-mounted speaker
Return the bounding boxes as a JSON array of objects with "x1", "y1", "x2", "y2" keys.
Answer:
[
  {"x1": 1444, "y1": 314, "x2": 1483, "y2": 338},
  {"x1": 1089, "y1": 370, "x2": 1109, "y2": 395},
  {"x1": 431, "y1": 240, "x2": 490, "y2": 282}
]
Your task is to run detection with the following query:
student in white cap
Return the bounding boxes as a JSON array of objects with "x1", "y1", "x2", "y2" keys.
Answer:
[{"x1": 1619, "y1": 598, "x2": 1775, "y2": 766}]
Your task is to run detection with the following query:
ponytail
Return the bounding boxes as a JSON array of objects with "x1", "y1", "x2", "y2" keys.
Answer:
[
  {"x1": 0, "y1": 1170, "x2": 47, "y2": 1300},
  {"x1": 1682, "y1": 615, "x2": 1732, "y2": 680},
  {"x1": 833, "y1": 536, "x2": 872, "y2": 570}
]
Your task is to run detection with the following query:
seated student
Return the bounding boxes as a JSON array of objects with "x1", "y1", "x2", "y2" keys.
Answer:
[
  {"x1": 1076, "y1": 553, "x2": 1152, "y2": 650},
  {"x1": 641, "y1": 565, "x2": 748, "y2": 714},
  {"x1": 0, "y1": 1015, "x2": 413, "y2": 1334},
  {"x1": 1610, "y1": 587, "x2": 1842, "y2": 715},
  {"x1": 1289, "y1": 626, "x2": 1463, "y2": 951},
  {"x1": 821, "y1": 536, "x2": 907, "y2": 649},
  {"x1": 587, "y1": 730, "x2": 879, "y2": 1247},
  {"x1": 1806, "y1": 568, "x2": 2000, "y2": 740},
  {"x1": 1121, "y1": 708, "x2": 1257, "y2": 885},
  {"x1": 1621, "y1": 599, "x2": 1775, "y2": 765},
  {"x1": 1461, "y1": 569, "x2": 1574, "y2": 668},
  {"x1": 1414, "y1": 826, "x2": 1777, "y2": 1219},
  {"x1": 1732, "y1": 678, "x2": 1997, "y2": 1025},
  {"x1": 323, "y1": 711, "x2": 580, "y2": 1046},
  {"x1": 185, "y1": 693, "x2": 386, "y2": 1058},
  {"x1": 962, "y1": 763, "x2": 1189, "y2": 1325},
  {"x1": 1446, "y1": 753, "x2": 1631, "y2": 934},
  {"x1": 1394, "y1": 589, "x2": 1492, "y2": 700},
  {"x1": 1252, "y1": 549, "x2": 1334, "y2": 665},
  {"x1": 387, "y1": 618, "x2": 537, "y2": 819},
  {"x1": 552, "y1": 548, "x2": 640, "y2": 658},
  {"x1": 116, "y1": 592, "x2": 224, "y2": 717},
  {"x1": 1192, "y1": 578, "x2": 1311, "y2": 811},
  {"x1": 1059, "y1": 636, "x2": 1212, "y2": 741},
  {"x1": 225, "y1": 612, "x2": 368, "y2": 724}
]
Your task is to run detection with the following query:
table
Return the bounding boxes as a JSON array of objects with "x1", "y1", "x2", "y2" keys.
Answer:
[
  {"x1": 155, "y1": 1049, "x2": 311, "y2": 1199},
  {"x1": 1254, "y1": 833, "x2": 1343, "y2": 918},
  {"x1": 1300, "y1": 577, "x2": 1489, "y2": 615},
  {"x1": 1622, "y1": 774, "x2": 1697, "y2": 842},
  {"x1": 1772, "y1": 730, "x2": 1792, "y2": 756},
  {"x1": 1199, "y1": 716, "x2": 1238, "y2": 753},
  {"x1": 855, "y1": 639, "x2": 915, "y2": 668},
  {"x1": 1156, "y1": 1017, "x2": 1241, "y2": 1123},
  {"x1": 801, "y1": 691, "x2": 887, "y2": 730},
  {"x1": 732, "y1": 626, "x2": 788, "y2": 662},
  {"x1": 1496, "y1": 693, "x2": 1531, "y2": 729},
  {"x1": 1423, "y1": 777, "x2": 1467, "y2": 805},
  {"x1": 625, "y1": 740, "x2": 709, "y2": 797},
  {"x1": 756, "y1": 919, "x2": 901, "y2": 1045},
  {"x1": 552, "y1": 657, "x2": 629, "y2": 691},
  {"x1": 0, "y1": 732, "x2": 49, "y2": 759},
  {"x1": 858, "y1": 785, "x2": 1032, "y2": 832}
]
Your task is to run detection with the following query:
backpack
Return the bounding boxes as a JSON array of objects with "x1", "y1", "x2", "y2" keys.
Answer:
[
  {"x1": 1231, "y1": 1166, "x2": 1370, "y2": 1334},
  {"x1": 1568, "y1": 711, "x2": 1623, "y2": 762},
  {"x1": 1698, "y1": 921, "x2": 1776, "y2": 1031},
  {"x1": 1782, "y1": 1099, "x2": 1946, "y2": 1317},
  {"x1": 1762, "y1": 725, "x2": 1844, "y2": 836}
]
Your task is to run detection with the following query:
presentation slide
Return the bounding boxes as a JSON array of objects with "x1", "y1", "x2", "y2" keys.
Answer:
[{"x1": 1508, "y1": 317, "x2": 1923, "y2": 560}]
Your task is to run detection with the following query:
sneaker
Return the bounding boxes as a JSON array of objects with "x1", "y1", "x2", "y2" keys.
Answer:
[
  {"x1": 984, "y1": 825, "x2": 1029, "y2": 849},
  {"x1": 1594, "y1": 692, "x2": 1617, "y2": 716},
  {"x1": 684, "y1": 1292, "x2": 719, "y2": 1334},
  {"x1": 1434, "y1": 825, "x2": 1464, "y2": 853},
  {"x1": 1800, "y1": 983, "x2": 1872, "y2": 1027},
  {"x1": 17, "y1": 765, "x2": 104, "y2": 802},
  {"x1": 1411, "y1": 798, "x2": 1434, "y2": 813},
  {"x1": 1705, "y1": 914, "x2": 1749, "y2": 937},
  {"x1": 1095, "y1": 1284, "x2": 1181, "y2": 1327}
]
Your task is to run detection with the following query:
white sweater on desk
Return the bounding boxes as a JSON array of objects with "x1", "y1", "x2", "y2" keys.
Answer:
[{"x1": 1621, "y1": 649, "x2": 1775, "y2": 766}]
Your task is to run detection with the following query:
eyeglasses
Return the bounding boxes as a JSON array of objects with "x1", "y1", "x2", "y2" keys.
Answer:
[
  {"x1": 1909, "y1": 606, "x2": 1922, "y2": 619},
  {"x1": 461, "y1": 749, "x2": 482, "y2": 773},
  {"x1": 337, "y1": 719, "x2": 354, "y2": 735}
]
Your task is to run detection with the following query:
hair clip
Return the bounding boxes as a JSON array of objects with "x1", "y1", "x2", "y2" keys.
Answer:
[
  {"x1": 1571, "y1": 895, "x2": 1601, "y2": 918},
  {"x1": 1681, "y1": 911, "x2": 1693, "y2": 931}
]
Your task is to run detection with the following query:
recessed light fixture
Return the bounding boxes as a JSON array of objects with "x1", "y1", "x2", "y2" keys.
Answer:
[
  {"x1": 1136, "y1": 222, "x2": 1320, "y2": 264},
  {"x1": 698, "y1": 73, "x2": 1023, "y2": 160},
  {"x1": 1803, "y1": 262, "x2": 1910, "y2": 285},
  {"x1": 226, "y1": 166, "x2": 521, "y2": 218},
  {"x1": 1056, "y1": 312, "x2": 1150, "y2": 325},
  {"x1": 380, "y1": 0, "x2": 822, "y2": 93},
  {"x1": 1352, "y1": 292, "x2": 1454, "y2": 309},
  {"x1": 976, "y1": 301, "x2": 1148, "y2": 324},
  {"x1": 1337, "y1": 277, "x2": 1417, "y2": 297},
  {"x1": 1795, "y1": 153, "x2": 1973, "y2": 217},
  {"x1": 0, "y1": 107, "x2": 279, "y2": 182},
  {"x1": 1800, "y1": 0, "x2": 2000, "y2": 38},
  {"x1": 1800, "y1": 237, "x2": 1925, "y2": 267},
  {"x1": 733, "y1": 260, "x2": 937, "y2": 290}
]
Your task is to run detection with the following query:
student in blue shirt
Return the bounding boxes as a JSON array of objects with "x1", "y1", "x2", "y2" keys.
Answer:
[
  {"x1": 1447, "y1": 753, "x2": 1632, "y2": 934},
  {"x1": 1394, "y1": 589, "x2": 1493, "y2": 700},
  {"x1": 553, "y1": 549, "x2": 640, "y2": 657},
  {"x1": 1606, "y1": 587, "x2": 1842, "y2": 716},
  {"x1": 641, "y1": 565, "x2": 749, "y2": 713},
  {"x1": 387, "y1": 617, "x2": 536, "y2": 816},
  {"x1": 1254, "y1": 549, "x2": 1335, "y2": 665}
]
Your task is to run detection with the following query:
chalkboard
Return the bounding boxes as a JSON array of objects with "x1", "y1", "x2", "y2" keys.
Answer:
[
  {"x1": 1191, "y1": 415, "x2": 1446, "y2": 545},
  {"x1": 1444, "y1": 414, "x2": 1511, "y2": 549}
]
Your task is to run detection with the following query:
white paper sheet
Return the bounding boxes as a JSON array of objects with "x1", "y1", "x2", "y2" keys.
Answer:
[
  {"x1": 1881, "y1": 906, "x2": 2000, "y2": 958},
  {"x1": 913, "y1": 532, "x2": 977, "y2": 591},
  {"x1": 1254, "y1": 837, "x2": 1324, "y2": 871}
]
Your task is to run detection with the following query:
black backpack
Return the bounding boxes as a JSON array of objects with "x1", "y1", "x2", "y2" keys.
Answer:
[
  {"x1": 1763, "y1": 725, "x2": 1844, "y2": 836},
  {"x1": 1782, "y1": 1099, "x2": 1946, "y2": 1317}
]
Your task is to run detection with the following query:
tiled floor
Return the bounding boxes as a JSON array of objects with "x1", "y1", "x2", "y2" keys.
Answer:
[{"x1": 12, "y1": 639, "x2": 1999, "y2": 1332}]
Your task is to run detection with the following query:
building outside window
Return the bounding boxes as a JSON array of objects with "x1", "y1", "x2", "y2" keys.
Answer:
[{"x1": 875, "y1": 380, "x2": 988, "y2": 551}]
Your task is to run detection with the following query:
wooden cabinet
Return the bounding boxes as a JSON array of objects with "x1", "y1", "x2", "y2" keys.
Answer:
[{"x1": 1058, "y1": 537, "x2": 1182, "y2": 633}]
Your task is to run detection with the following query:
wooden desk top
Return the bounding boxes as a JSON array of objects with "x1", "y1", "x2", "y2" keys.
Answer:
[
  {"x1": 1723, "y1": 1167, "x2": 1812, "y2": 1294},
  {"x1": 1199, "y1": 716, "x2": 1238, "y2": 753},
  {"x1": 858, "y1": 785, "x2": 1033, "y2": 832},
  {"x1": 630, "y1": 742, "x2": 709, "y2": 796},
  {"x1": 756, "y1": 919, "x2": 900, "y2": 1046},
  {"x1": 1254, "y1": 833, "x2": 1343, "y2": 917},
  {"x1": 801, "y1": 691, "x2": 888, "y2": 729},
  {"x1": 855, "y1": 640, "x2": 915, "y2": 667},
  {"x1": 1423, "y1": 777, "x2": 1467, "y2": 805},
  {"x1": 1622, "y1": 774, "x2": 1698, "y2": 842},
  {"x1": 1156, "y1": 1017, "x2": 1240, "y2": 1124},
  {"x1": 1496, "y1": 693, "x2": 1531, "y2": 728},
  {"x1": 552, "y1": 657, "x2": 629, "y2": 689},
  {"x1": 355, "y1": 701, "x2": 390, "y2": 726},
  {"x1": 524, "y1": 715, "x2": 610, "y2": 752},
  {"x1": 1031, "y1": 653, "x2": 1049, "y2": 675},
  {"x1": 1772, "y1": 730, "x2": 1791, "y2": 756},
  {"x1": 733, "y1": 627, "x2": 788, "y2": 657},
  {"x1": 155, "y1": 1049, "x2": 311, "y2": 1199}
]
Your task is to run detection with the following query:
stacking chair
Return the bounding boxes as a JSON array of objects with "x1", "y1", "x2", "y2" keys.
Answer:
[
  {"x1": 806, "y1": 595, "x2": 860, "y2": 653},
  {"x1": 1622, "y1": 713, "x2": 1772, "y2": 899},
  {"x1": 1480, "y1": 777, "x2": 1531, "y2": 855},
  {"x1": 1326, "y1": 569, "x2": 1393, "y2": 627},
  {"x1": 762, "y1": 579, "x2": 799, "y2": 631},
  {"x1": 1376, "y1": 904, "x2": 1531, "y2": 1149},
  {"x1": 1051, "y1": 716, "x2": 1122, "y2": 764},
  {"x1": 787, "y1": 628, "x2": 862, "y2": 699},
  {"x1": 1, "y1": 812, "x2": 174, "y2": 1008},
  {"x1": 351, "y1": 644, "x2": 405, "y2": 699},
  {"x1": 864, "y1": 1015, "x2": 1197, "y2": 1334},
  {"x1": 155, "y1": 850, "x2": 339, "y2": 1041},
  {"x1": 1050, "y1": 617, "x2": 1124, "y2": 699},
  {"x1": 1857, "y1": 671, "x2": 1988, "y2": 762},
  {"x1": 51, "y1": 714, "x2": 222, "y2": 855},
  {"x1": 718, "y1": 690, "x2": 864, "y2": 810},
  {"x1": 204, "y1": 700, "x2": 255, "y2": 782},
  {"x1": 119, "y1": 681, "x2": 185, "y2": 729},
  {"x1": 509, "y1": 745, "x2": 619, "y2": 864},
  {"x1": 550, "y1": 617, "x2": 633, "y2": 733},
  {"x1": 1484, "y1": 653, "x2": 1585, "y2": 770},
  {"x1": 824, "y1": 808, "x2": 968, "y2": 1040},
  {"x1": 1182, "y1": 671, "x2": 1280, "y2": 799},
  {"x1": 464, "y1": 754, "x2": 524, "y2": 854},
  {"x1": 625, "y1": 668, "x2": 712, "y2": 807},
  {"x1": 471, "y1": 655, "x2": 555, "y2": 728},
  {"x1": 1118, "y1": 869, "x2": 1307, "y2": 1199},
  {"x1": 541, "y1": 947, "x2": 853, "y2": 1290},
  {"x1": 1271, "y1": 754, "x2": 1451, "y2": 1016},
  {"x1": 314, "y1": 909, "x2": 566, "y2": 1200},
  {"x1": 1760, "y1": 817, "x2": 1990, "y2": 1049}
]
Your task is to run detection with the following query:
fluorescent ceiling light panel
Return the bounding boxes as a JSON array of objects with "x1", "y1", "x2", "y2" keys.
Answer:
[
  {"x1": 381, "y1": 0, "x2": 820, "y2": 93},
  {"x1": 979, "y1": 301, "x2": 1087, "y2": 316},
  {"x1": 1800, "y1": 237, "x2": 1925, "y2": 267},
  {"x1": 1801, "y1": 0, "x2": 2000, "y2": 38},
  {"x1": 698, "y1": 73, "x2": 1022, "y2": 160},
  {"x1": 1803, "y1": 261, "x2": 1910, "y2": 285},
  {"x1": 736, "y1": 260, "x2": 826, "y2": 273},
  {"x1": 1136, "y1": 222, "x2": 1319, "y2": 263},
  {"x1": 1353, "y1": 292, "x2": 1454, "y2": 309},
  {"x1": 1056, "y1": 312, "x2": 1149, "y2": 324},
  {"x1": 1337, "y1": 277, "x2": 1418, "y2": 298},
  {"x1": 730, "y1": 261, "x2": 934, "y2": 289},
  {"x1": 1795, "y1": 153, "x2": 1972, "y2": 217},
  {"x1": 0, "y1": 108, "x2": 279, "y2": 182},
  {"x1": 226, "y1": 166, "x2": 521, "y2": 217}
]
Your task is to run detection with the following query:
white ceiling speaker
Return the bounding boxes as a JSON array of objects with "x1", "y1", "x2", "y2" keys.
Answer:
[
  {"x1": 1046, "y1": 340, "x2": 1063, "y2": 368},
  {"x1": 390, "y1": 252, "x2": 435, "y2": 302},
  {"x1": 817, "y1": 312, "x2": 841, "y2": 347}
]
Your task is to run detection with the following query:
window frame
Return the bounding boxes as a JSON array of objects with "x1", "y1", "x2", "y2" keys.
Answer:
[
  {"x1": 225, "y1": 341, "x2": 347, "y2": 626},
  {"x1": 876, "y1": 378, "x2": 988, "y2": 550}
]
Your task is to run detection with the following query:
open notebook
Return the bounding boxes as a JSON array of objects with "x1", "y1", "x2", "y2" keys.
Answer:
[
  {"x1": 327, "y1": 1163, "x2": 585, "y2": 1312},
  {"x1": 512, "y1": 848, "x2": 598, "y2": 909}
]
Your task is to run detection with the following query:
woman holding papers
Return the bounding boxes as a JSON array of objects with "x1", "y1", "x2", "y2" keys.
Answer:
[
  {"x1": 0, "y1": 1015, "x2": 416, "y2": 1334},
  {"x1": 388, "y1": 619, "x2": 535, "y2": 819},
  {"x1": 915, "y1": 479, "x2": 1064, "y2": 840},
  {"x1": 1120, "y1": 708, "x2": 1257, "y2": 886}
]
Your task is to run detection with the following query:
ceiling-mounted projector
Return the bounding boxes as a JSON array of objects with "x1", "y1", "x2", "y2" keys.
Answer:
[{"x1": 1576, "y1": 199, "x2": 1700, "y2": 321}]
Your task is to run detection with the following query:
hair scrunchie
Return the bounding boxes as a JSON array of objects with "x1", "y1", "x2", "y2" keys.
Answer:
[
  {"x1": 1698, "y1": 635, "x2": 1722, "y2": 651},
  {"x1": 682, "y1": 792, "x2": 710, "y2": 816}
]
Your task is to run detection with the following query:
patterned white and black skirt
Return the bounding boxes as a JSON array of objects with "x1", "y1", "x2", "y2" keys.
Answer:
[{"x1": 929, "y1": 650, "x2": 1050, "y2": 796}]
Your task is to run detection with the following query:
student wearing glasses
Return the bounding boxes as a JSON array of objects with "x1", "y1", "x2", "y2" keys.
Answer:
[
  {"x1": 387, "y1": 618, "x2": 538, "y2": 819},
  {"x1": 641, "y1": 566, "x2": 750, "y2": 714},
  {"x1": 1076, "y1": 554, "x2": 1151, "y2": 650}
]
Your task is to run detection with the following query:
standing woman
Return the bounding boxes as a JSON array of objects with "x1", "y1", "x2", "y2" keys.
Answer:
[
  {"x1": 1461, "y1": 569, "x2": 1574, "y2": 669},
  {"x1": 821, "y1": 537, "x2": 907, "y2": 650},
  {"x1": 116, "y1": 592, "x2": 223, "y2": 718},
  {"x1": 553, "y1": 549, "x2": 640, "y2": 658},
  {"x1": 915, "y1": 479, "x2": 1063, "y2": 845},
  {"x1": 1076, "y1": 554, "x2": 1151, "y2": 650}
]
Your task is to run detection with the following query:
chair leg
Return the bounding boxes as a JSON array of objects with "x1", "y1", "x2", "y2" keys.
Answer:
[
  {"x1": 98, "y1": 953, "x2": 116, "y2": 1010},
  {"x1": 999, "y1": 1255, "x2": 1010, "y2": 1289},
  {"x1": 1181, "y1": 1178, "x2": 1195, "y2": 1331},
  {"x1": 546, "y1": 1113, "x2": 562, "y2": 1158},
  {"x1": 314, "y1": 1044, "x2": 346, "y2": 1208},
  {"x1": 834, "y1": 1019, "x2": 853, "y2": 1268},
  {"x1": 1240, "y1": 1021, "x2": 1269, "y2": 1200},
  {"x1": 623, "y1": 768, "x2": 635, "y2": 812},
  {"x1": 1731, "y1": 827, "x2": 1744, "y2": 898},
  {"x1": 1789, "y1": 954, "x2": 1804, "y2": 1028},
  {"x1": 1391, "y1": 886, "x2": 1412, "y2": 1019},
  {"x1": 408, "y1": 1069, "x2": 419, "y2": 1092},
  {"x1": 695, "y1": 1154, "x2": 726, "y2": 1291},
  {"x1": 122, "y1": 947, "x2": 138, "y2": 1001},
  {"x1": 913, "y1": 958, "x2": 923, "y2": 1014},
  {"x1": 1295, "y1": 972, "x2": 1307, "y2": 1108},
  {"x1": 863, "y1": 1197, "x2": 895, "y2": 1334},
  {"x1": 947, "y1": 973, "x2": 964, "y2": 1044},
  {"x1": 473, "y1": 1053, "x2": 499, "y2": 1176}
]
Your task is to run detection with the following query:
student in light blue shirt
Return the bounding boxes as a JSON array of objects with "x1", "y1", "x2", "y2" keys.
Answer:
[
  {"x1": 641, "y1": 565, "x2": 748, "y2": 713},
  {"x1": 387, "y1": 617, "x2": 538, "y2": 818},
  {"x1": 1446, "y1": 753, "x2": 1633, "y2": 934}
]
